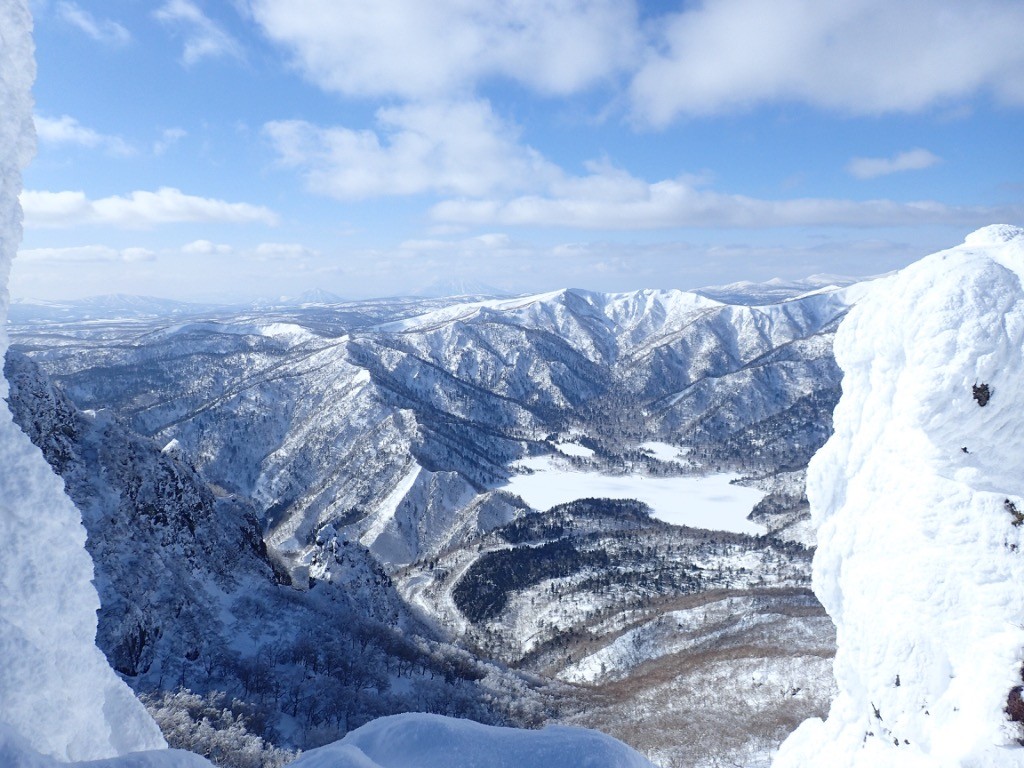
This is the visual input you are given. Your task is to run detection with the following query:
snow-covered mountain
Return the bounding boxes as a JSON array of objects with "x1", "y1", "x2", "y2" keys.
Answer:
[
  {"x1": 694, "y1": 274, "x2": 862, "y2": 306},
  {"x1": 13, "y1": 283, "x2": 857, "y2": 574},
  {"x1": 4, "y1": 350, "x2": 555, "y2": 753},
  {"x1": 410, "y1": 277, "x2": 516, "y2": 299},
  {"x1": 288, "y1": 713, "x2": 657, "y2": 768},
  {"x1": 8, "y1": 295, "x2": 220, "y2": 323},
  {"x1": 9, "y1": 281, "x2": 853, "y2": 765}
]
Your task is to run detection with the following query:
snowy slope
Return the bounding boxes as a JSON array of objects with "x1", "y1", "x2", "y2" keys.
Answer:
[
  {"x1": 774, "y1": 225, "x2": 1024, "y2": 767},
  {"x1": 0, "y1": 2, "x2": 169, "y2": 762}
]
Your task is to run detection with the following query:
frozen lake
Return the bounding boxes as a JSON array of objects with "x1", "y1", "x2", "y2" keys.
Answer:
[{"x1": 501, "y1": 456, "x2": 766, "y2": 535}]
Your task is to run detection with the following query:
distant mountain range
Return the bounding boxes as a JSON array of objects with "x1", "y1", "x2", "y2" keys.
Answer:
[{"x1": 9, "y1": 273, "x2": 866, "y2": 322}]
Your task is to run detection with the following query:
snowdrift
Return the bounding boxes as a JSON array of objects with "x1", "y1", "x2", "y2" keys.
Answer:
[
  {"x1": 289, "y1": 713, "x2": 657, "y2": 768},
  {"x1": 774, "y1": 224, "x2": 1024, "y2": 767}
]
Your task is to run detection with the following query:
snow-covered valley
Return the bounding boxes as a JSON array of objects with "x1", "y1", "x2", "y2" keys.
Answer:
[
  {"x1": 5, "y1": 272, "x2": 848, "y2": 766},
  {"x1": 13, "y1": 223, "x2": 1024, "y2": 766}
]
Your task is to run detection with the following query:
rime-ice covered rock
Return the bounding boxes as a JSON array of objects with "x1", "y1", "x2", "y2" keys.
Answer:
[
  {"x1": 0, "y1": 2, "x2": 167, "y2": 761},
  {"x1": 774, "y1": 225, "x2": 1024, "y2": 767}
]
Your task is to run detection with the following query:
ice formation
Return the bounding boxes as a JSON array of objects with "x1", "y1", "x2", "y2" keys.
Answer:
[
  {"x1": 288, "y1": 713, "x2": 658, "y2": 768},
  {"x1": 774, "y1": 224, "x2": 1024, "y2": 767},
  {"x1": 0, "y1": 1, "x2": 167, "y2": 761}
]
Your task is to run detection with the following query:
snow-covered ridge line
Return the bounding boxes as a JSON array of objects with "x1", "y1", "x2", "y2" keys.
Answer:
[
  {"x1": 145, "y1": 320, "x2": 320, "y2": 344},
  {"x1": 370, "y1": 283, "x2": 860, "y2": 342}
]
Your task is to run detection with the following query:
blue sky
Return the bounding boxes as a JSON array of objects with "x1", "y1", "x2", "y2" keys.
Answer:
[{"x1": 14, "y1": 0, "x2": 1024, "y2": 302}]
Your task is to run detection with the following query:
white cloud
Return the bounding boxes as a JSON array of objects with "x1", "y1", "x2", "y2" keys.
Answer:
[
  {"x1": 847, "y1": 148, "x2": 942, "y2": 179},
  {"x1": 267, "y1": 100, "x2": 1012, "y2": 231},
  {"x1": 245, "y1": 0, "x2": 638, "y2": 99},
  {"x1": 17, "y1": 245, "x2": 156, "y2": 263},
  {"x1": 155, "y1": 0, "x2": 243, "y2": 66},
  {"x1": 154, "y1": 128, "x2": 187, "y2": 155},
  {"x1": 265, "y1": 101, "x2": 560, "y2": 199},
  {"x1": 180, "y1": 240, "x2": 316, "y2": 260},
  {"x1": 34, "y1": 114, "x2": 135, "y2": 157},
  {"x1": 429, "y1": 166, "x2": 1024, "y2": 230},
  {"x1": 629, "y1": 0, "x2": 1024, "y2": 125},
  {"x1": 21, "y1": 188, "x2": 279, "y2": 229},
  {"x1": 56, "y1": 2, "x2": 131, "y2": 46},
  {"x1": 182, "y1": 239, "x2": 233, "y2": 255}
]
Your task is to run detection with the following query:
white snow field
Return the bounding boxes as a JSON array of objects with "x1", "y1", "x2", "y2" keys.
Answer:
[
  {"x1": 638, "y1": 441, "x2": 692, "y2": 463},
  {"x1": 555, "y1": 441, "x2": 597, "y2": 458},
  {"x1": 288, "y1": 713, "x2": 657, "y2": 768},
  {"x1": 774, "y1": 225, "x2": 1024, "y2": 767},
  {"x1": 504, "y1": 456, "x2": 767, "y2": 535}
]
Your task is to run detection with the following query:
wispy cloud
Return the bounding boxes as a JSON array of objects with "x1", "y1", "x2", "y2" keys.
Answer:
[
  {"x1": 318, "y1": 234, "x2": 931, "y2": 298},
  {"x1": 846, "y1": 148, "x2": 942, "y2": 179},
  {"x1": 18, "y1": 245, "x2": 156, "y2": 263},
  {"x1": 21, "y1": 188, "x2": 279, "y2": 229},
  {"x1": 178, "y1": 240, "x2": 318, "y2": 260},
  {"x1": 56, "y1": 2, "x2": 131, "y2": 46},
  {"x1": 265, "y1": 101, "x2": 559, "y2": 199},
  {"x1": 35, "y1": 114, "x2": 135, "y2": 157},
  {"x1": 429, "y1": 167, "x2": 1023, "y2": 230},
  {"x1": 629, "y1": 0, "x2": 1024, "y2": 125},
  {"x1": 154, "y1": 127, "x2": 187, "y2": 155},
  {"x1": 182, "y1": 239, "x2": 233, "y2": 255},
  {"x1": 155, "y1": 0, "x2": 243, "y2": 66},
  {"x1": 265, "y1": 103, "x2": 1013, "y2": 232}
]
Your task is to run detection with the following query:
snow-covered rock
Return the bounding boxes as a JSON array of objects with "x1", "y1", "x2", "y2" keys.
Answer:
[
  {"x1": 0, "y1": 3, "x2": 169, "y2": 762},
  {"x1": 774, "y1": 225, "x2": 1024, "y2": 767},
  {"x1": 287, "y1": 713, "x2": 658, "y2": 768}
]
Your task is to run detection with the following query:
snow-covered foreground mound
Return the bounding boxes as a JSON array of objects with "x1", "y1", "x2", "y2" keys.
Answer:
[
  {"x1": 290, "y1": 713, "x2": 657, "y2": 768},
  {"x1": 0, "y1": 727, "x2": 211, "y2": 768},
  {"x1": 774, "y1": 224, "x2": 1024, "y2": 767}
]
